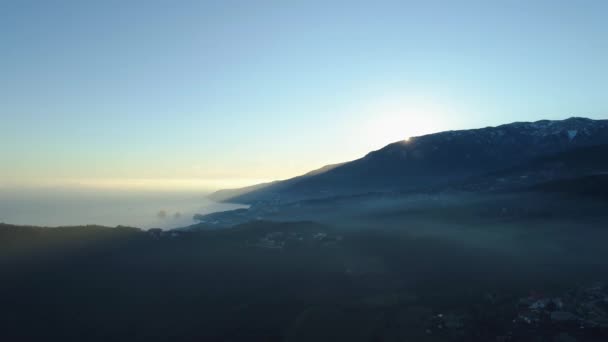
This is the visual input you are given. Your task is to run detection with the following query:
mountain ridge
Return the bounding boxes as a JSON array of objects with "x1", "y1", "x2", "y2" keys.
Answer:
[{"x1": 210, "y1": 117, "x2": 608, "y2": 204}]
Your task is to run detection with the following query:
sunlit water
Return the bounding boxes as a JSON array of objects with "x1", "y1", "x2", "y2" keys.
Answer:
[{"x1": 0, "y1": 188, "x2": 246, "y2": 229}]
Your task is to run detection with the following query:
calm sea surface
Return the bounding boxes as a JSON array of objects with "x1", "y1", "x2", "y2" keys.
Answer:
[{"x1": 0, "y1": 189, "x2": 246, "y2": 229}]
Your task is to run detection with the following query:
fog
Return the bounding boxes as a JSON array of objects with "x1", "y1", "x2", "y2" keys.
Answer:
[{"x1": 0, "y1": 188, "x2": 246, "y2": 229}]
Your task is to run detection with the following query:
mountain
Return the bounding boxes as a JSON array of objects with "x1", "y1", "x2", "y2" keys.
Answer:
[
  {"x1": 211, "y1": 117, "x2": 608, "y2": 204},
  {"x1": 439, "y1": 143, "x2": 608, "y2": 193},
  {"x1": 528, "y1": 174, "x2": 608, "y2": 200},
  {"x1": 208, "y1": 162, "x2": 345, "y2": 202},
  {"x1": 208, "y1": 181, "x2": 280, "y2": 203}
]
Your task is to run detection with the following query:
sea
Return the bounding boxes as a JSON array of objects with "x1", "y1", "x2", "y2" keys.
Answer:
[{"x1": 0, "y1": 188, "x2": 246, "y2": 230}]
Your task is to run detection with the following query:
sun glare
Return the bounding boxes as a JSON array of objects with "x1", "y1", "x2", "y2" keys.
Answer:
[{"x1": 359, "y1": 95, "x2": 455, "y2": 149}]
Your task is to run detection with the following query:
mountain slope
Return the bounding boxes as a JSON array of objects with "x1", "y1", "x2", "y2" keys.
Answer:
[
  {"x1": 212, "y1": 117, "x2": 608, "y2": 204},
  {"x1": 528, "y1": 174, "x2": 608, "y2": 200},
  {"x1": 208, "y1": 162, "x2": 345, "y2": 202},
  {"x1": 440, "y1": 143, "x2": 608, "y2": 193}
]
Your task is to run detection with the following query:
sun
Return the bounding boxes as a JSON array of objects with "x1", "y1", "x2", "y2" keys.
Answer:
[{"x1": 362, "y1": 96, "x2": 454, "y2": 147}]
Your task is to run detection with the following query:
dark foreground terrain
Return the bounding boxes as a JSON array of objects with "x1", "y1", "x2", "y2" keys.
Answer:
[{"x1": 2, "y1": 189, "x2": 608, "y2": 342}]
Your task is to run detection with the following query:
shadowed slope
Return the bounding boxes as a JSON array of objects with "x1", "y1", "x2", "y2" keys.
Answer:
[{"x1": 214, "y1": 118, "x2": 608, "y2": 204}]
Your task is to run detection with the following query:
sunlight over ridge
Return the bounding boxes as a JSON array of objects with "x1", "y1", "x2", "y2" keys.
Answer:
[{"x1": 356, "y1": 93, "x2": 460, "y2": 148}]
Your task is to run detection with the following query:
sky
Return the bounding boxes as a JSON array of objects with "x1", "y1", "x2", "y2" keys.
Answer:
[{"x1": 1, "y1": 0, "x2": 607, "y2": 191}]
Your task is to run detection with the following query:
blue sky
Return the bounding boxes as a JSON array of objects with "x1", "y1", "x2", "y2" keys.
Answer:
[{"x1": 1, "y1": 0, "x2": 607, "y2": 190}]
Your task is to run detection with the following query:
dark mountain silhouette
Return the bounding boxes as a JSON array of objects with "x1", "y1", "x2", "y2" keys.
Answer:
[
  {"x1": 209, "y1": 162, "x2": 346, "y2": 202},
  {"x1": 438, "y1": 143, "x2": 608, "y2": 193},
  {"x1": 528, "y1": 174, "x2": 608, "y2": 200},
  {"x1": 211, "y1": 117, "x2": 608, "y2": 204}
]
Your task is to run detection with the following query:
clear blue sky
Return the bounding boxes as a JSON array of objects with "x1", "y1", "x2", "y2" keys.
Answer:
[{"x1": 1, "y1": 0, "x2": 607, "y2": 190}]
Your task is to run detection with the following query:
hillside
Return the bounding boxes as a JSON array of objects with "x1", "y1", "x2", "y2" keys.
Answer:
[{"x1": 212, "y1": 117, "x2": 608, "y2": 204}]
